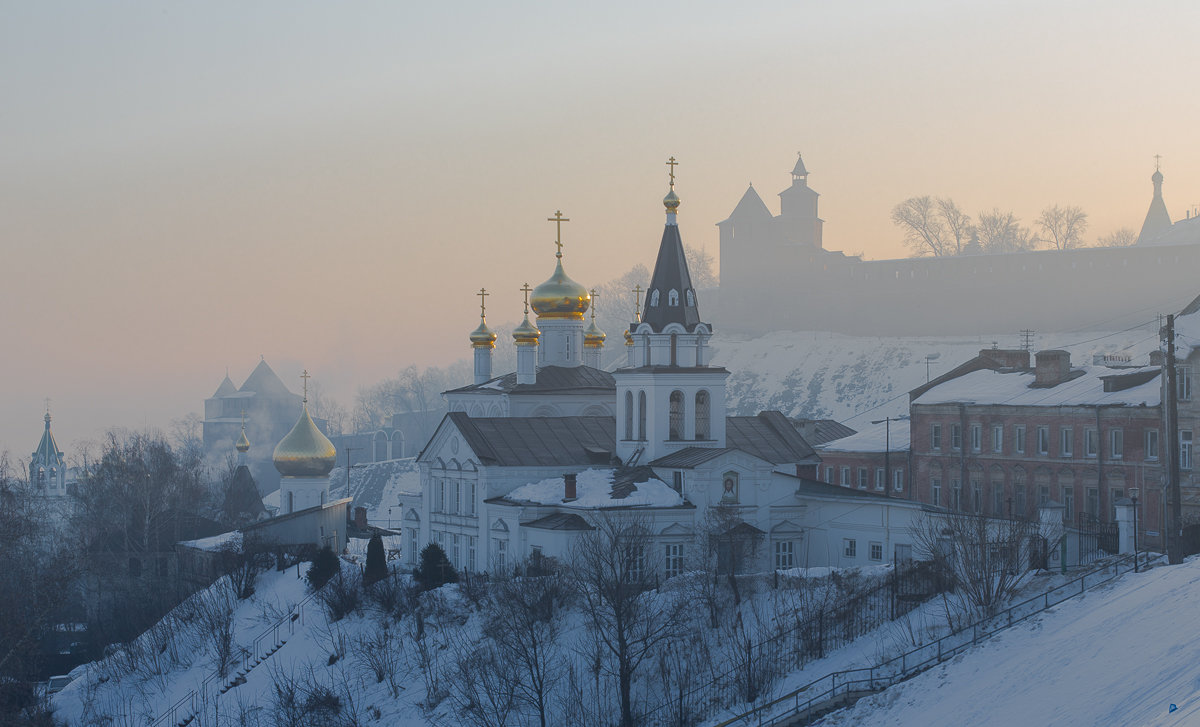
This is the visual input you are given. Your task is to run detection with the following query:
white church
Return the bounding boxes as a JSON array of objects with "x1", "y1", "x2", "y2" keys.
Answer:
[{"x1": 406, "y1": 164, "x2": 929, "y2": 575}]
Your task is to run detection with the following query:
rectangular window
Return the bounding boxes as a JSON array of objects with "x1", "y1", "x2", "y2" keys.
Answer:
[
  {"x1": 992, "y1": 424, "x2": 1003, "y2": 453},
  {"x1": 826, "y1": 466, "x2": 834, "y2": 483},
  {"x1": 1062, "y1": 487, "x2": 1075, "y2": 520},
  {"x1": 858, "y1": 468, "x2": 868, "y2": 489},
  {"x1": 466, "y1": 536, "x2": 476, "y2": 572},
  {"x1": 1182, "y1": 430, "x2": 1193, "y2": 471},
  {"x1": 1086, "y1": 488, "x2": 1100, "y2": 518},
  {"x1": 452, "y1": 482, "x2": 461, "y2": 515},
  {"x1": 410, "y1": 528, "x2": 419, "y2": 564},
  {"x1": 931, "y1": 424, "x2": 942, "y2": 451},
  {"x1": 893, "y1": 469, "x2": 904, "y2": 492},
  {"x1": 1037, "y1": 426, "x2": 1049, "y2": 455},
  {"x1": 1039, "y1": 485, "x2": 1050, "y2": 505},
  {"x1": 843, "y1": 539, "x2": 857, "y2": 558},
  {"x1": 434, "y1": 481, "x2": 444, "y2": 512},
  {"x1": 970, "y1": 424, "x2": 982, "y2": 452},
  {"x1": 951, "y1": 424, "x2": 962, "y2": 451},
  {"x1": 1110, "y1": 429, "x2": 1124, "y2": 459},
  {"x1": 931, "y1": 478, "x2": 942, "y2": 507},
  {"x1": 467, "y1": 482, "x2": 476, "y2": 516},
  {"x1": 875, "y1": 468, "x2": 885, "y2": 490},
  {"x1": 628, "y1": 545, "x2": 645, "y2": 581},
  {"x1": 992, "y1": 485, "x2": 1004, "y2": 516},
  {"x1": 840, "y1": 467, "x2": 850, "y2": 486},
  {"x1": 1061, "y1": 428, "x2": 1073, "y2": 458},
  {"x1": 673, "y1": 471, "x2": 684, "y2": 494},
  {"x1": 1015, "y1": 425, "x2": 1026, "y2": 454},
  {"x1": 1110, "y1": 489, "x2": 1124, "y2": 522},
  {"x1": 1085, "y1": 429, "x2": 1098, "y2": 458},
  {"x1": 1146, "y1": 429, "x2": 1160, "y2": 461},
  {"x1": 1014, "y1": 484, "x2": 1027, "y2": 518},
  {"x1": 666, "y1": 543, "x2": 684, "y2": 578},
  {"x1": 1178, "y1": 365, "x2": 1192, "y2": 401},
  {"x1": 972, "y1": 481, "x2": 982, "y2": 514},
  {"x1": 493, "y1": 538, "x2": 507, "y2": 573},
  {"x1": 451, "y1": 533, "x2": 461, "y2": 568},
  {"x1": 869, "y1": 542, "x2": 883, "y2": 561},
  {"x1": 951, "y1": 478, "x2": 962, "y2": 511},
  {"x1": 774, "y1": 541, "x2": 795, "y2": 569}
]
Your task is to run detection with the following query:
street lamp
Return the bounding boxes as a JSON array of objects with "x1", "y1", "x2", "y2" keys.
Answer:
[
  {"x1": 1130, "y1": 488, "x2": 1140, "y2": 573},
  {"x1": 871, "y1": 417, "x2": 895, "y2": 498}
]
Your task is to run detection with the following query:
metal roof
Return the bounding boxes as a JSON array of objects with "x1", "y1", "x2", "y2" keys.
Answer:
[
  {"x1": 642, "y1": 222, "x2": 704, "y2": 332},
  {"x1": 522, "y1": 512, "x2": 595, "y2": 531},
  {"x1": 444, "y1": 365, "x2": 615, "y2": 396},
  {"x1": 726, "y1": 411, "x2": 817, "y2": 464},
  {"x1": 446, "y1": 413, "x2": 616, "y2": 467},
  {"x1": 648, "y1": 447, "x2": 737, "y2": 469}
]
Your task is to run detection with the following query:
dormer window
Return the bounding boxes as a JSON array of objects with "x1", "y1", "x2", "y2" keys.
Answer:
[
  {"x1": 668, "y1": 289, "x2": 679, "y2": 306},
  {"x1": 686, "y1": 290, "x2": 695, "y2": 306},
  {"x1": 649, "y1": 290, "x2": 660, "y2": 307}
]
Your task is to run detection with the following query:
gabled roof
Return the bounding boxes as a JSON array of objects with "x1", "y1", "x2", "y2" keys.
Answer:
[
  {"x1": 790, "y1": 419, "x2": 857, "y2": 447},
  {"x1": 819, "y1": 418, "x2": 911, "y2": 453},
  {"x1": 239, "y1": 359, "x2": 296, "y2": 398},
  {"x1": 648, "y1": 447, "x2": 738, "y2": 469},
  {"x1": 642, "y1": 222, "x2": 705, "y2": 332},
  {"x1": 726, "y1": 411, "x2": 817, "y2": 464},
  {"x1": 212, "y1": 374, "x2": 238, "y2": 398},
  {"x1": 522, "y1": 513, "x2": 595, "y2": 531},
  {"x1": 723, "y1": 185, "x2": 772, "y2": 223},
  {"x1": 444, "y1": 365, "x2": 615, "y2": 396},
  {"x1": 438, "y1": 413, "x2": 616, "y2": 467},
  {"x1": 32, "y1": 414, "x2": 64, "y2": 468}
]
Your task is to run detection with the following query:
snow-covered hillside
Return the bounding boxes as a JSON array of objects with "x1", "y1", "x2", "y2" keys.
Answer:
[
  {"x1": 711, "y1": 327, "x2": 1162, "y2": 428},
  {"x1": 817, "y1": 557, "x2": 1200, "y2": 727}
]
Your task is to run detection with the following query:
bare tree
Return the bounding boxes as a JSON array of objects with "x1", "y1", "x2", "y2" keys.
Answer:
[
  {"x1": 892, "y1": 196, "x2": 950, "y2": 256},
  {"x1": 976, "y1": 209, "x2": 1034, "y2": 253},
  {"x1": 571, "y1": 513, "x2": 684, "y2": 727},
  {"x1": 447, "y1": 631, "x2": 519, "y2": 727},
  {"x1": 936, "y1": 198, "x2": 974, "y2": 255},
  {"x1": 484, "y1": 561, "x2": 569, "y2": 727},
  {"x1": 1096, "y1": 227, "x2": 1137, "y2": 247},
  {"x1": 702, "y1": 504, "x2": 764, "y2": 606},
  {"x1": 1036, "y1": 204, "x2": 1089, "y2": 250},
  {"x1": 684, "y1": 244, "x2": 718, "y2": 289}
]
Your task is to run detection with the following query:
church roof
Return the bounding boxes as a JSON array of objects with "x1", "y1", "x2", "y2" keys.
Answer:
[
  {"x1": 444, "y1": 365, "x2": 615, "y2": 396},
  {"x1": 442, "y1": 413, "x2": 616, "y2": 467},
  {"x1": 724, "y1": 185, "x2": 773, "y2": 222},
  {"x1": 790, "y1": 419, "x2": 857, "y2": 447},
  {"x1": 1138, "y1": 168, "x2": 1172, "y2": 244},
  {"x1": 642, "y1": 222, "x2": 704, "y2": 332},
  {"x1": 522, "y1": 512, "x2": 595, "y2": 531},
  {"x1": 648, "y1": 447, "x2": 738, "y2": 468},
  {"x1": 791, "y1": 154, "x2": 809, "y2": 178},
  {"x1": 726, "y1": 411, "x2": 818, "y2": 464},
  {"x1": 212, "y1": 374, "x2": 238, "y2": 398},
  {"x1": 32, "y1": 414, "x2": 65, "y2": 468},
  {"x1": 239, "y1": 359, "x2": 296, "y2": 398}
]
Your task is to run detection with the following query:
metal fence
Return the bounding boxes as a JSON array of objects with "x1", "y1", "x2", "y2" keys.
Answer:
[{"x1": 714, "y1": 552, "x2": 1152, "y2": 727}]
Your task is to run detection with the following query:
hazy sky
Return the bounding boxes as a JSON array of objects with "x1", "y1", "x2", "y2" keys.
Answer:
[{"x1": 3, "y1": 1, "x2": 1199, "y2": 458}]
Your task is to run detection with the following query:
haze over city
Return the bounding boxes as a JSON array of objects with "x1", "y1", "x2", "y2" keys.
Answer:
[{"x1": 4, "y1": 0, "x2": 1199, "y2": 453}]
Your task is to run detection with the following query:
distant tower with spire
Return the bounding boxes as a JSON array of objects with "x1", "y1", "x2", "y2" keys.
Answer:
[
  {"x1": 1138, "y1": 155, "x2": 1172, "y2": 244},
  {"x1": 30, "y1": 404, "x2": 66, "y2": 493}
]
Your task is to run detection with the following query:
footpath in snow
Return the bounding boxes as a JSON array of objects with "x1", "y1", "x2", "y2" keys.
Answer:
[{"x1": 817, "y1": 557, "x2": 1200, "y2": 727}]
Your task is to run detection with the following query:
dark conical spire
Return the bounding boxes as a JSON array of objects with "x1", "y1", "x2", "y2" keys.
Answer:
[
  {"x1": 791, "y1": 152, "x2": 809, "y2": 181},
  {"x1": 641, "y1": 220, "x2": 704, "y2": 332}
]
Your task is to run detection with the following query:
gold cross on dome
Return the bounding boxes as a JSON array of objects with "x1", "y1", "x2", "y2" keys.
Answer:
[
  {"x1": 300, "y1": 369, "x2": 310, "y2": 403},
  {"x1": 1155, "y1": 154, "x2": 1162, "y2": 171},
  {"x1": 590, "y1": 288, "x2": 599, "y2": 320},
  {"x1": 520, "y1": 283, "x2": 533, "y2": 313},
  {"x1": 477, "y1": 287, "x2": 489, "y2": 318},
  {"x1": 547, "y1": 210, "x2": 570, "y2": 257},
  {"x1": 632, "y1": 284, "x2": 644, "y2": 319},
  {"x1": 666, "y1": 156, "x2": 678, "y2": 188}
]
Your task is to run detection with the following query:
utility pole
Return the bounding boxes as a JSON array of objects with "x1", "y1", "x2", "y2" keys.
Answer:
[
  {"x1": 1164, "y1": 314, "x2": 1183, "y2": 564},
  {"x1": 1020, "y1": 329, "x2": 1035, "y2": 352},
  {"x1": 344, "y1": 445, "x2": 360, "y2": 494}
]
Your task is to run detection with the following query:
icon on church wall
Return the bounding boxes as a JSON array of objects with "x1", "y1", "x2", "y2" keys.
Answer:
[{"x1": 721, "y1": 472, "x2": 739, "y2": 503}]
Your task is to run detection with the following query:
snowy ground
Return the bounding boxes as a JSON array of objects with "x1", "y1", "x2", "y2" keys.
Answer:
[{"x1": 816, "y1": 557, "x2": 1200, "y2": 727}]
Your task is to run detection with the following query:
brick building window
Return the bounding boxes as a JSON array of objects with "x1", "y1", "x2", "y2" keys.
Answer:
[
  {"x1": 1015, "y1": 425, "x2": 1026, "y2": 454},
  {"x1": 1086, "y1": 488, "x2": 1099, "y2": 518},
  {"x1": 931, "y1": 478, "x2": 942, "y2": 507},
  {"x1": 1178, "y1": 366, "x2": 1192, "y2": 401},
  {"x1": 1015, "y1": 484, "x2": 1027, "y2": 518},
  {"x1": 858, "y1": 468, "x2": 868, "y2": 488},
  {"x1": 992, "y1": 485, "x2": 1004, "y2": 515},
  {"x1": 841, "y1": 467, "x2": 850, "y2": 486},
  {"x1": 951, "y1": 424, "x2": 962, "y2": 451},
  {"x1": 1037, "y1": 427, "x2": 1049, "y2": 455},
  {"x1": 970, "y1": 424, "x2": 982, "y2": 452},
  {"x1": 951, "y1": 478, "x2": 962, "y2": 510},
  {"x1": 1060, "y1": 428, "x2": 1073, "y2": 457},
  {"x1": 1181, "y1": 431, "x2": 1193, "y2": 470},
  {"x1": 875, "y1": 468, "x2": 885, "y2": 490},
  {"x1": 826, "y1": 466, "x2": 834, "y2": 483},
  {"x1": 1085, "y1": 429, "x2": 1098, "y2": 458},
  {"x1": 1146, "y1": 430, "x2": 1159, "y2": 460},
  {"x1": 992, "y1": 425, "x2": 1003, "y2": 453},
  {"x1": 1110, "y1": 429, "x2": 1123, "y2": 459},
  {"x1": 972, "y1": 481, "x2": 982, "y2": 513},
  {"x1": 931, "y1": 424, "x2": 942, "y2": 451},
  {"x1": 1062, "y1": 486, "x2": 1075, "y2": 520},
  {"x1": 893, "y1": 469, "x2": 904, "y2": 492}
]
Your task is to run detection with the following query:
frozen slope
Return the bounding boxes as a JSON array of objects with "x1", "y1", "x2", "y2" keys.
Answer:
[{"x1": 818, "y1": 558, "x2": 1200, "y2": 727}]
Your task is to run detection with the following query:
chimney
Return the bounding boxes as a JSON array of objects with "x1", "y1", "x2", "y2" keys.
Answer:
[
  {"x1": 1034, "y1": 350, "x2": 1071, "y2": 387},
  {"x1": 563, "y1": 473, "x2": 578, "y2": 502},
  {"x1": 980, "y1": 348, "x2": 1030, "y2": 370},
  {"x1": 354, "y1": 506, "x2": 368, "y2": 529}
]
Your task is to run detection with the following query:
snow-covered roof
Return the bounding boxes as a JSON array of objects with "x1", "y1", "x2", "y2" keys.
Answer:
[
  {"x1": 504, "y1": 468, "x2": 684, "y2": 509},
  {"x1": 912, "y1": 366, "x2": 1161, "y2": 408},
  {"x1": 178, "y1": 530, "x2": 241, "y2": 552},
  {"x1": 819, "y1": 418, "x2": 911, "y2": 453}
]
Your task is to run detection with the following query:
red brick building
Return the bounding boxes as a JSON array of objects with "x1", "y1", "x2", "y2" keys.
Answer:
[{"x1": 817, "y1": 418, "x2": 911, "y2": 497}]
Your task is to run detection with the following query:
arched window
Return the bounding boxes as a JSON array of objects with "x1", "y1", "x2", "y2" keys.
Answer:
[
  {"x1": 686, "y1": 290, "x2": 695, "y2": 306},
  {"x1": 669, "y1": 390, "x2": 685, "y2": 440},
  {"x1": 649, "y1": 290, "x2": 660, "y2": 307},
  {"x1": 391, "y1": 430, "x2": 405, "y2": 459},
  {"x1": 668, "y1": 289, "x2": 679, "y2": 306},
  {"x1": 624, "y1": 391, "x2": 634, "y2": 440},
  {"x1": 695, "y1": 390, "x2": 710, "y2": 440},
  {"x1": 670, "y1": 334, "x2": 678, "y2": 366},
  {"x1": 287, "y1": 491, "x2": 294, "y2": 514},
  {"x1": 638, "y1": 391, "x2": 647, "y2": 441},
  {"x1": 374, "y1": 431, "x2": 388, "y2": 462}
]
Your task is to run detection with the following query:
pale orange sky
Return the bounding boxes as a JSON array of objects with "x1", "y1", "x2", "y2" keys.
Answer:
[{"x1": 3, "y1": 1, "x2": 1199, "y2": 457}]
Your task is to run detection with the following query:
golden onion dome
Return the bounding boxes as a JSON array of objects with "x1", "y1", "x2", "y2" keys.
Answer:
[
  {"x1": 663, "y1": 187, "x2": 681, "y2": 214},
  {"x1": 469, "y1": 318, "x2": 497, "y2": 348},
  {"x1": 624, "y1": 327, "x2": 635, "y2": 347},
  {"x1": 531, "y1": 259, "x2": 590, "y2": 320},
  {"x1": 273, "y1": 404, "x2": 337, "y2": 477},
  {"x1": 234, "y1": 426, "x2": 251, "y2": 453},
  {"x1": 512, "y1": 313, "x2": 541, "y2": 344},
  {"x1": 584, "y1": 318, "x2": 606, "y2": 347}
]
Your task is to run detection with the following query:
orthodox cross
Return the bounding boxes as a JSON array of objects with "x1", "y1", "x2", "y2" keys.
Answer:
[
  {"x1": 520, "y1": 283, "x2": 533, "y2": 314},
  {"x1": 300, "y1": 369, "x2": 310, "y2": 403},
  {"x1": 1155, "y1": 154, "x2": 1162, "y2": 171},
  {"x1": 44, "y1": 397, "x2": 51, "y2": 416},
  {"x1": 547, "y1": 210, "x2": 570, "y2": 257},
  {"x1": 589, "y1": 288, "x2": 599, "y2": 320},
  {"x1": 666, "y1": 156, "x2": 678, "y2": 189},
  {"x1": 632, "y1": 284, "x2": 643, "y2": 320},
  {"x1": 477, "y1": 287, "x2": 489, "y2": 318}
]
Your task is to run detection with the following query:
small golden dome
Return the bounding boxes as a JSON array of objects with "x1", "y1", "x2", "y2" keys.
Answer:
[
  {"x1": 234, "y1": 426, "x2": 251, "y2": 453},
  {"x1": 531, "y1": 259, "x2": 590, "y2": 320},
  {"x1": 584, "y1": 318, "x2": 606, "y2": 348},
  {"x1": 512, "y1": 313, "x2": 541, "y2": 344},
  {"x1": 663, "y1": 188, "x2": 681, "y2": 214},
  {"x1": 273, "y1": 404, "x2": 337, "y2": 477},
  {"x1": 624, "y1": 328, "x2": 634, "y2": 347},
  {"x1": 470, "y1": 318, "x2": 497, "y2": 348}
]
